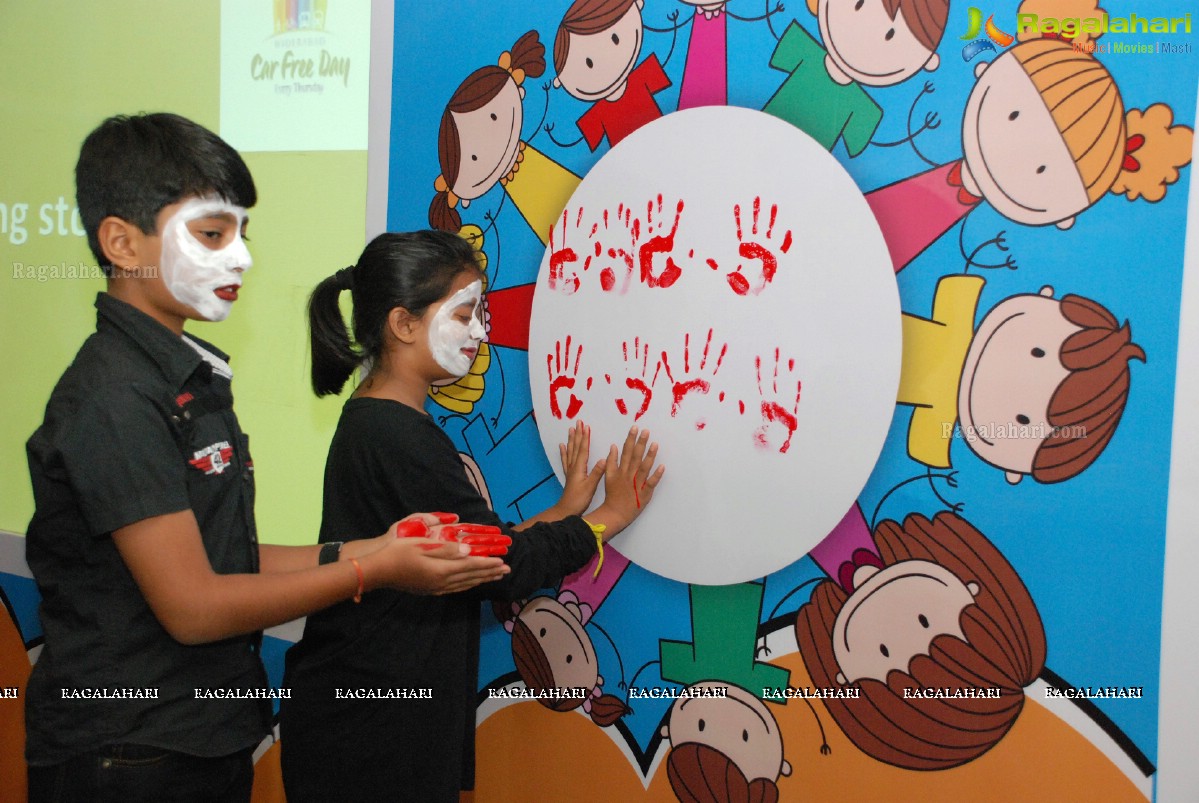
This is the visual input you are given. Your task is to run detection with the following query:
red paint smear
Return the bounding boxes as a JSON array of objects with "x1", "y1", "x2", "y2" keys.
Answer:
[
  {"x1": 706, "y1": 258, "x2": 719, "y2": 271},
  {"x1": 727, "y1": 272, "x2": 750, "y2": 295},
  {"x1": 634, "y1": 478, "x2": 641, "y2": 509},
  {"x1": 780, "y1": 229, "x2": 793, "y2": 254},
  {"x1": 760, "y1": 401, "x2": 798, "y2": 453},
  {"x1": 670, "y1": 378, "x2": 710, "y2": 416}
]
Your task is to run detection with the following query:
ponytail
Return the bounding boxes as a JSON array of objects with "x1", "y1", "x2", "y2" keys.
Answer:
[{"x1": 308, "y1": 266, "x2": 361, "y2": 397}]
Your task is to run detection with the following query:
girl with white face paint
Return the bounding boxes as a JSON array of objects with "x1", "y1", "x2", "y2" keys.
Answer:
[
  {"x1": 158, "y1": 196, "x2": 253, "y2": 322},
  {"x1": 289, "y1": 230, "x2": 666, "y2": 800},
  {"x1": 427, "y1": 278, "x2": 486, "y2": 378}
]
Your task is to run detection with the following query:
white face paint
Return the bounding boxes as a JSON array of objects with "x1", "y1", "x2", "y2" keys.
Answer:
[
  {"x1": 428, "y1": 279, "x2": 485, "y2": 377},
  {"x1": 159, "y1": 196, "x2": 252, "y2": 322}
]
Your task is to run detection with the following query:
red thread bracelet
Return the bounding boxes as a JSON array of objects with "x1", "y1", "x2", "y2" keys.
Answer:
[{"x1": 349, "y1": 558, "x2": 364, "y2": 603}]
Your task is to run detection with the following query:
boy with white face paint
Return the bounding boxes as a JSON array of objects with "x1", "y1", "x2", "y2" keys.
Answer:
[
  {"x1": 24, "y1": 113, "x2": 511, "y2": 803},
  {"x1": 158, "y1": 195, "x2": 253, "y2": 323}
]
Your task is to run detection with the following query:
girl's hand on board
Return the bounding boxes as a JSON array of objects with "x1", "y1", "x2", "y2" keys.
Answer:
[
  {"x1": 557, "y1": 420, "x2": 606, "y2": 517},
  {"x1": 585, "y1": 426, "x2": 664, "y2": 539}
]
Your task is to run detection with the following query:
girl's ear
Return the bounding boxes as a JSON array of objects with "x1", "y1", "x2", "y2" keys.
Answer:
[{"x1": 388, "y1": 307, "x2": 421, "y2": 344}]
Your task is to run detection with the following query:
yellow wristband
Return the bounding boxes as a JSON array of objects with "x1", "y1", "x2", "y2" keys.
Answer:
[{"x1": 582, "y1": 519, "x2": 606, "y2": 578}]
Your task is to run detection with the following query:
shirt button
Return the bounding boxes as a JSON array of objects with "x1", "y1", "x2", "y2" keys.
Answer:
[{"x1": 101, "y1": 758, "x2": 112, "y2": 769}]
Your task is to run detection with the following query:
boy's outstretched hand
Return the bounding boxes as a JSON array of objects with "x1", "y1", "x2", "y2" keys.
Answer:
[{"x1": 585, "y1": 426, "x2": 665, "y2": 539}]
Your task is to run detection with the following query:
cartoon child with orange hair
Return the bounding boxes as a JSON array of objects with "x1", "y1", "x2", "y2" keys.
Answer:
[
  {"x1": 763, "y1": 0, "x2": 950, "y2": 156},
  {"x1": 798, "y1": 510, "x2": 1046, "y2": 769},
  {"x1": 868, "y1": 38, "x2": 1193, "y2": 272},
  {"x1": 430, "y1": 31, "x2": 582, "y2": 246}
]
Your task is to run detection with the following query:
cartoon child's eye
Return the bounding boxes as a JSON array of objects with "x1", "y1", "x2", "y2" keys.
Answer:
[
  {"x1": 539, "y1": 627, "x2": 547, "y2": 637},
  {"x1": 566, "y1": 654, "x2": 573, "y2": 664},
  {"x1": 490, "y1": 113, "x2": 497, "y2": 121},
  {"x1": 885, "y1": 28, "x2": 895, "y2": 40},
  {"x1": 879, "y1": 644, "x2": 890, "y2": 657},
  {"x1": 1009, "y1": 111, "x2": 1020, "y2": 121},
  {"x1": 1016, "y1": 414, "x2": 1030, "y2": 425},
  {"x1": 854, "y1": 0, "x2": 864, "y2": 9},
  {"x1": 471, "y1": 155, "x2": 478, "y2": 161},
  {"x1": 1036, "y1": 165, "x2": 1046, "y2": 174},
  {"x1": 918, "y1": 614, "x2": 929, "y2": 628},
  {"x1": 1032, "y1": 347, "x2": 1045, "y2": 358},
  {"x1": 586, "y1": 57, "x2": 594, "y2": 69},
  {"x1": 698, "y1": 718, "x2": 706, "y2": 732},
  {"x1": 611, "y1": 33, "x2": 620, "y2": 45},
  {"x1": 742, "y1": 729, "x2": 749, "y2": 742}
]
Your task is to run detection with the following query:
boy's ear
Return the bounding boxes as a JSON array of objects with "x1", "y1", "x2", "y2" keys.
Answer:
[{"x1": 97, "y1": 216, "x2": 145, "y2": 273}]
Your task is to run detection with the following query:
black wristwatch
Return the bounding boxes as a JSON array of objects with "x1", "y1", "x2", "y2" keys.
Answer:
[{"x1": 318, "y1": 541, "x2": 344, "y2": 565}]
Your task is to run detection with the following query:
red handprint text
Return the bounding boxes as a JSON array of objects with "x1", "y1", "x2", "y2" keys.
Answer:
[
  {"x1": 709, "y1": 198, "x2": 793, "y2": 296},
  {"x1": 753, "y1": 348, "x2": 802, "y2": 453},
  {"x1": 661, "y1": 329, "x2": 728, "y2": 419},
  {"x1": 611, "y1": 337, "x2": 660, "y2": 421},
  {"x1": 547, "y1": 208, "x2": 583, "y2": 294},
  {"x1": 547, "y1": 336, "x2": 586, "y2": 419},
  {"x1": 638, "y1": 195, "x2": 686, "y2": 289}
]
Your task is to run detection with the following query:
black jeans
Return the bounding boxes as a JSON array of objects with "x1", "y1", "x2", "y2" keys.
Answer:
[{"x1": 28, "y1": 744, "x2": 253, "y2": 803}]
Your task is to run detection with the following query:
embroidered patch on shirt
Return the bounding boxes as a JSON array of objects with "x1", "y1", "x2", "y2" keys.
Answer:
[{"x1": 189, "y1": 441, "x2": 234, "y2": 475}]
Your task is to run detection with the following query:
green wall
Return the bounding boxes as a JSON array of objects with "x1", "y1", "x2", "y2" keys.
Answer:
[{"x1": 0, "y1": 2, "x2": 366, "y2": 546}]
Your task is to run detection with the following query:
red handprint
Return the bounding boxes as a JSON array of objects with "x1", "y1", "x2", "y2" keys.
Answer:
[
  {"x1": 594, "y1": 204, "x2": 638, "y2": 294},
  {"x1": 612, "y1": 337, "x2": 660, "y2": 421},
  {"x1": 547, "y1": 336, "x2": 586, "y2": 419},
  {"x1": 660, "y1": 329, "x2": 728, "y2": 420},
  {"x1": 753, "y1": 348, "x2": 802, "y2": 453},
  {"x1": 638, "y1": 195, "x2": 686, "y2": 289},
  {"x1": 547, "y1": 208, "x2": 584, "y2": 294},
  {"x1": 708, "y1": 198, "x2": 793, "y2": 296}
]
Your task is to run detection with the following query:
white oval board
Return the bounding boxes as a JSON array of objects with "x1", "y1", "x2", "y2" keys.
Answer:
[{"x1": 528, "y1": 106, "x2": 900, "y2": 585}]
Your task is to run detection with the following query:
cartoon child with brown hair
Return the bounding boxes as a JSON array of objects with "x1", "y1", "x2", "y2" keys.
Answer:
[
  {"x1": 661, "y1": 681, "x2": 793, "y2": 802},
  {"x1": 658, "y1": 582, "x2": 797, "y2": 802},
  {"x1": 497, "y1": 549, "x2": 634, "y2": 727},
  {"x1": 797, "y1": 510, "x2": 1046, "y2": 770},
  {"x1": 548, "y1": 0, "x2": 674, "y2": 151},
  {"x1": 868, "y1": 37, "x2": 1193, "y2": 272},
  {"x1": 901, "y1": 276, "x2": 1145, "y2": 484},
  {"x1": 762, "y1": 0, "x2": 950, "y2": 156},
  {"x1": 430, "y1": 31, "x2": 582, "y2": 245}
]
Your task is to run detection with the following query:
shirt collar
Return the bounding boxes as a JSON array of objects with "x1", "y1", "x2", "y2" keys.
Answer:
[{"x1": 94, "y1": 293, "x2": 230, "y2": 389}]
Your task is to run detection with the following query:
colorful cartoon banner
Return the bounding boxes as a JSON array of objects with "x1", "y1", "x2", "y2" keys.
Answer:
[{"x1": 374, "y1": 0, "x2": 1197, "y2": 799}]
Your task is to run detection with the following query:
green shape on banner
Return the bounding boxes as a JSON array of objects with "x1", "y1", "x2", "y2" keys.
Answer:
[{"x1": 659, "y1": 582, "x2": 789, "y2": 701}]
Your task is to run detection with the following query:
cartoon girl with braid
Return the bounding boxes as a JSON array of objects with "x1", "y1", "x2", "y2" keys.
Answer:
[
  {"x1": 430, "y1": 31, "x2": 582, "y2": 246},
  {"x1": 797, "y1": 510, "x2": 1046, "y2": 770},
  {"x1": 868, "y1": 37, "x2": 1193, "y2": 273},
  {"x1": 496, "y1": 548, "x2": 634, "y2": 727}
]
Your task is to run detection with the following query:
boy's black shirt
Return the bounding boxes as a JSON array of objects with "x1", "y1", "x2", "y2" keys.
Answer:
[{"x1": 24, "y1": 292, "x2": 270, "y2": 765}]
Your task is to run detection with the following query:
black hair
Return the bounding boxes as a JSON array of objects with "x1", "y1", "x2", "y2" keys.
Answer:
[
  {"x1": 75, "y1": 112, "x2": 257, "y2": 275},
  {"x1": 309, "y1": 230, "x2": 483, "y2": 397}
]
